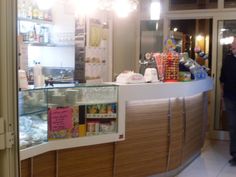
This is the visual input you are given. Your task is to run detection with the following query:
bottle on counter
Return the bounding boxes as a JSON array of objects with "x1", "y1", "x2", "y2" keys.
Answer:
[{"x1": 18, "y1": 69, "x2": 28, "y2": 90}]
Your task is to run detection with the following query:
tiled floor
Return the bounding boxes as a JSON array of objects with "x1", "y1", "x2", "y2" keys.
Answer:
[{"x1": 175, "y1": 140, "x2": 236, "y2": 177}]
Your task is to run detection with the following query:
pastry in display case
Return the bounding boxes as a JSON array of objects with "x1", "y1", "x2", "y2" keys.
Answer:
[
  {"x1": 19, "y1": 89, "x2": 48, "y2": 149},
  {"x1": 19, "y1": 84, "x2": 118, "y2": 149}
]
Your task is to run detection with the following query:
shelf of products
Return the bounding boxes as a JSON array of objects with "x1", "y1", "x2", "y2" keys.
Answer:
[
  {"x1": 18, "y1": 0, "x2": 54, "y2": 45},
  {"x1": 24, "y1": 42, "x2": 74, "y2": 47},
  {"x1": 19, "y1": 84, "x2": 118, "y2": 150},
  {"x1": 18, "y1": 0, "x2": 52, "y2": 22},
  {"x1": 18, "y1": 19, "x2": 52, "y2": 45}
]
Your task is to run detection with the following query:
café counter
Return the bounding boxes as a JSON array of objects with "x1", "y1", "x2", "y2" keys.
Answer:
[{"x1": 20, "y1": 77, "x2": 213, "y2": 177}]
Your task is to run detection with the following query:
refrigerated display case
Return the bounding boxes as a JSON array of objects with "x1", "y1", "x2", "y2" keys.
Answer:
[{"x1": 19, "y1": 84, "x2": 119, "y2": 154}]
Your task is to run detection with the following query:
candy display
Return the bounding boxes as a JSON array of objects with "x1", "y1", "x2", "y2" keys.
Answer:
[
  {"x1": 179, "y1": 71, "x2": 191, "y2": 82},
  {"x1": 86, "y1": 103, "x2": 117, "y2": 136},
  {"x1": 194, "y1": 46, "x2": 208, "y2": 60},
  {"x1": 140, "y1": 37, "x2": 208, "y2": 82},
  {"x1": 179, "y1": 52, "x2": 208, "y2": 80},
  {"x1": 154, "y1": 53, "x2": 165, "y2": 81},
  {"x1": 164, "y1": 51, "x2": 179, "y2": 81},
  {"x1": 154, "y1": 51, "x2": 179, "y2": 82}
]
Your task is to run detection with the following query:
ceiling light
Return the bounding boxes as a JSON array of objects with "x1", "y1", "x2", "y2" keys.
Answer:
[
  {"x1": 150, "y1": 1, "x2": 161, "y2": 20},
  {"x1": 36, "y1": 0, "x2": 56, "y2": 10},
  {"x1": 73, "y1": 0, "x2": 139, "y2": 17},
  {"x1": 196, "y1": 35, "x2": 204, "y2": 41}
]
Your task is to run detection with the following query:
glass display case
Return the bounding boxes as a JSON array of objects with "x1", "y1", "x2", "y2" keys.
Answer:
[
  {"x1": 19, "y1": 89, "x2": 48, "y2": 149},
  {"x1": 19, "y1": 84, "x2": 118, "y2": 150}
]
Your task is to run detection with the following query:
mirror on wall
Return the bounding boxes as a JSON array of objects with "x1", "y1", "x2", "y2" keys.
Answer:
[
  {"x1": 140, "y1": 20, "x2": 163, "y2": 57},
  {"x1": 139, "y1": 20, "x2": 163, "y2": 74}
]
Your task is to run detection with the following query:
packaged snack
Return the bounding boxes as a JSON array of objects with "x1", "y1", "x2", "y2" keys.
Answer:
[{"x1": 179, "y1": 71, "x2": 191, "y2": 81}]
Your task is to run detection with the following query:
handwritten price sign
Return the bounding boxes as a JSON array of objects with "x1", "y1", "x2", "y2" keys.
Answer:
[{"x1": 49, "y1": 107, "x2": 73, "y2": 132}]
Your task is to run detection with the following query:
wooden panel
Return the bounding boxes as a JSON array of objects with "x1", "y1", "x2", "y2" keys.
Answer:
[
  {"x1": 168, "y1": 98, "x2": 184, "y2": 170},
  {"x1": 33, "y1": 151, "x2": 56, "y2": 177},
  {"x1": 183, "y1": 94, "x2": 204, "y2": 163},
  {"x1": 21, "y1": 159, "x2": 31, "y2": 177},
  {"x1": 20, "y1": 93, "x2": 208, "y2": 177},
  {"x1": 114, "y1": 101, "x2": 169, "y2": 177},
  {"x1": 58, "y1": 143, "x2": 114, "y2": 177}
]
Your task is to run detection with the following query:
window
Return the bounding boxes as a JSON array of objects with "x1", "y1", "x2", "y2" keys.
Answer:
[{"x1": 169, "y1": 0, "x2": 218, "y2": 10}]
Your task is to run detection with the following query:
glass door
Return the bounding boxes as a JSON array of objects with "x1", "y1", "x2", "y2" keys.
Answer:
[{"x1": 214, "y1": 20, "x2": 236, "y2": 131}]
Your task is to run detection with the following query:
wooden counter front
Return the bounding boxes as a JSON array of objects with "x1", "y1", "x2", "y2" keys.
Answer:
[{"x1": 21, "y1": 92, "x2": 208, "y2": 177}]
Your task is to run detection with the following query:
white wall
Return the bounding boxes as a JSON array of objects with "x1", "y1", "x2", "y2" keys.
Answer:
[{"x1": 28, "y1": 46, "x2": 74, "y2": 67}]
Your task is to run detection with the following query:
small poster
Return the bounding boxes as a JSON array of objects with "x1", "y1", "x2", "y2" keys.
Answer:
[
  {"x1": 49, "y1": 107, "x2": 73, "y2": 132},
  {"x1": 89, "y1": 19, "x2": 102, "y2": 47}
]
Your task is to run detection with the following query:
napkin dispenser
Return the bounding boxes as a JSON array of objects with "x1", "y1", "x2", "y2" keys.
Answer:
[{"x1": 144, "y1": 68, "x2": 159, "y2": 83}]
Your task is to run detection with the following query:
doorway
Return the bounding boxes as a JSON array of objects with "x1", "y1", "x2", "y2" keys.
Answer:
[
  {"x1": 169, "y1": 19, "x2": 213, "y2": 73},
  {"x1": 214, "y1": 20, "x2": 236, "y2": 131}
]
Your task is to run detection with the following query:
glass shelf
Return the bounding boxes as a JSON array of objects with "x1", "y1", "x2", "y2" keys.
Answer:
[
  {"x1": 24, "y1": 42, "x2": 75, "y2": 47},
  {"x1": 18, "y1": 17, "x2": 53, "y2": 24},
  {"x1": 19, "y1": 109, "x2": 47, "y2": 117},
  {"x1": 86, "y1": 113, "x2": 117, "y2": 119}
]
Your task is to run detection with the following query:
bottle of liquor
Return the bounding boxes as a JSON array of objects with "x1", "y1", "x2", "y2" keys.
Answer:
[
  {"x1": 43, "y1": 27, "x2": 49, "y2": 44},
  {"x1": 38, "y1": 9, "x2": 44, "y2": 20},
  {"x1": 27, "y1": 2, "x2": 32, "y2": 19},
  {"x1": 47, "y1": 10, "x2": 52, "y2": 21},
  {"x1": 44, "y1": 10, "x2": 49, "y2": 21},
  {"x1": 39, "y1": 27, "x2": 44, "y2": 44},
  {"x1": 32, "y1": 4, "x2": 39, "y2": 19},
  {"x1": 20, "y1": 0, "x2": 27, "y2": 18}
]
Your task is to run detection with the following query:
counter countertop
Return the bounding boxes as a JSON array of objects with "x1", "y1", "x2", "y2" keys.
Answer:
[{"x1": 116, "y1": 77, "x2": 213, "y2": 101}]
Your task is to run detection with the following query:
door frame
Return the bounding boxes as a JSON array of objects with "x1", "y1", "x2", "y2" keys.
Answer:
[
  {"x1": 0, "y1": 0, "x2": 19, "y2": 177},
  {"x1": 161, "y1": 3, "x2": 236, "y2": 140}
]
